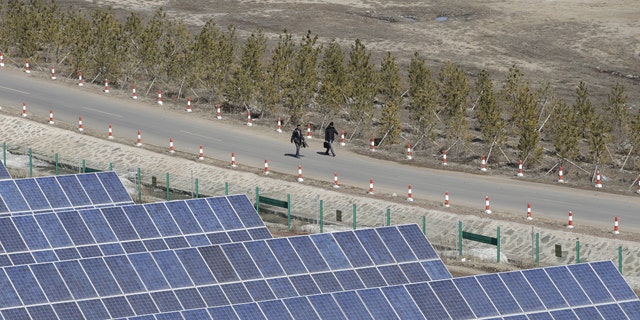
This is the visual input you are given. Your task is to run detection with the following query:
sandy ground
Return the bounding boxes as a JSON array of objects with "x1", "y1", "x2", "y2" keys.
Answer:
[{"x1": 1, "y1": 109, "x2": 640, "y2": 293}]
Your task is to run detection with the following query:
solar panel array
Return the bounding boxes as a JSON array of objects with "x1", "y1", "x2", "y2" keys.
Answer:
[
  {"x1": 0, "y1": 172, "x2": 134, "y2": 214},
  {"x1": 0, "y1": 161, "x2": 11, "y2": 180},
  {"x1": 0, "y1": 170, "x2": 639, "y2": 319}
]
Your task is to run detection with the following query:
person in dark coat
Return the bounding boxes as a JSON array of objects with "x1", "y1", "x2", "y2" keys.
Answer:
[
  {"x1": 324, "y1": 122, "x2": 338, "y2": 157},
  {"x1": 291, "y1": 124, "x2": 304, "y2": 158}
]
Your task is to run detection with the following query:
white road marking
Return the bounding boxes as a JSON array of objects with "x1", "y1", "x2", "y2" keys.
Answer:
[
  {"x1": 83, "y1": 106, "x2": 122, "y2": 118},
  {"x1": 0, "y1": 86, "x2": 29, "y2": 94},
  {"x1": 180, "y1": 130, "x2": 221, "y2": 142}
]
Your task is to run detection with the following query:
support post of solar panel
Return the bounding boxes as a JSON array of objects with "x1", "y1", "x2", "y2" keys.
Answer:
[
  {"x1": 576, "y1": 240, "x2": 580, "y2": 263},
  {"x1": 319, "y1": 200, "x2": 323, "y2": 233},
  {"x1": 353, "y1": 203, "x2": 357, "y2": 230},
  {"x1": 386, "y1": 208, "x2": 391, "y2": 226},
  {"x1": 55, "y1": 153, "x2": 59, "y2": 175},
  {"x1": 29, "y1": 148, "x2": 32, "y2": 177},
  {"x1": 166, "y1": 172, "x2": 170, "y2": 201}
]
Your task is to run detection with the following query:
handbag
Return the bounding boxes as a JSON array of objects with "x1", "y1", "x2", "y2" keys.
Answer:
[{"x1": 323, "y1": 141, "x2": 329, "y2": 149}]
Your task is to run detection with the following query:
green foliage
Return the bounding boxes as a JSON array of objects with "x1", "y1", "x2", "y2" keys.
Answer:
[
  {"x1": 223, "y1": 29, "x2": 266, "y2": 109},
  {"x1": 574, "y1": 81, "x2": 595, "y2": 139},
  {"x1": 604, "y1": 82, "x2": 629, "y2": 144},
  {"x1": 438, "y1": 61, "x2": 469, "y2": 143},
  {"x1": 88, "y1": 7, "x2": 124, "y2": 85},
  {"x1": 379, "y1": 101, "x2": 402, "y2": 144},
  {"x1": 475, "y1": 69, "x2": 505, "y2": 145},
  {"x1": 550, "y1": 99, "x2": 580, "y2": 161},
  {"x1": 500, "y1": 64, "x2": 525, "y2": 131},
  {"x1": 63, "y1": 10, "x2": 92, "y2": 74},
  {"x1": 513, "y1": 83, "x2": 542, "y2": 163},
  {"x1": 317, "y1": 39, "x2": 346, "y2": 121},
  {"x1": 407, "y1": 52, "x2": 438, "y2": 140},
  {"x1": 260, "y1": 30, "x2": 295, "y2": 122},
  {"x1": 378, "y1": 52, "x2": 402, "y2": 106},
  {"x1": 346, "y1": 39, "x2": 378, "y2": 133},
  {"x1": 286, "y1": 30, "x2": 320, "y2": 123},
  {"x1": 588, "y1": 117, "x2": 611, "y2": 165}
]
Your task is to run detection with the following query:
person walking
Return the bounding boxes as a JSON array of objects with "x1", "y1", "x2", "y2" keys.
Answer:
[
  {"x1": 291, "y1": 124, "x2": 304, "y2": 158},
  {"x1": 324, "y1": 122, "x2": 338, "y2": 157}
]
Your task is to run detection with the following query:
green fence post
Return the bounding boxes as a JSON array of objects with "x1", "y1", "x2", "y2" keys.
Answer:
[
  {"x1": 82, "y1": 159, "x2": 86, "y2": 173},
  {"x1": 3, "y1": 142, "x2": 5, "y2": 165},
  {"x1": 458, "y1": 221, "x2": 463, "y2": 256},
  {"x1": 576, "y1": 240, "x2": 580, "y2": 263},
  {"x1": 536, "y1": 232, "x2": 540, "y2": 267},
  {"x1": 195, "y1": 178, "x2": 199, "y2": 198},
  {"x1": 109, "y1": 163, "x2": 113, "y2": 171},
  {"x1": 497, "y1": 226, "x2": 501, "y2": 263},
  {"x1": 29, "y1": 148, "x2": 32, "y2": 177},
  {"x1": 319, "y1": 200, "x2": 323, "y2": 233},
  {"x1": 618, "y1": 246, "x2": 623, "y2": 273},
  {"x1": 225, "y1": 182, "x2": 229, "y2": 195},
  {"x1": 137, "y1": 168, "x2": 141, "y2": 202},
  {"x1": 255, "y1": 187, "x2": 259, "y2": 212},
  {"x1": 352, "y1": 204, "x2": 357, "y2": 230},
  {"x1": 166, "y1": 173, "x2": 170, "y2": 201},
  {"x1": 422, "y1": 216, "x2": 426, "y2": 235},
  {"x1": 287, "y1": 194, "x2": 291, "y2": 230},
  {"x1": 55, "y1": 153, "x2": 59, "y2": 175},
  {"x1": 386, "y1": 208, "x2": 391, "y2": 226}
]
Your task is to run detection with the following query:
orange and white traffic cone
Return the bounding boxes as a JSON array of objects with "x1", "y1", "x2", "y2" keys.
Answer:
[
  {"x1": 132, "y1": 84, "x2": 137, "y2": 99},
  {"x1": 306, "y1": 123, "x2": 312, "y2": 139},
  {"x1": 333, "y1": 172, "x2": 340, "y2": 189},
  {"x1": 51, "y1": 66, "x2": 56, "y2": 80},
  {"x1": 558, "y1": 165, "x2": 565, "y2": 183},
  {"x1": 340, "y1": 130, "x2": 346, "y2": 146},
  {"x1": 406, "y1": 144, "x2": 412, "y2": 160},
  {"x1": 264, "y1": 159, "x2": 269, "y2": 174},
  {"x1": 443, "y1": 150, "x2": 448, "y2": 166},
  {"x1": 480, "y1": 154, "x2": 487, "y2": 172},
  {"x1": 484, "y1": 196, "x2": 491, "y2": 214},
  {"x1": 157, "y1": 90, "x2": 163, "y2": 105},
  {"x1": 368, "y1": 179, "x2": 374, "y2": 194},
  {"x1": 444, "y1": 191, "x2": 450, "y2": 208},
  {"x1": 169, "y1": 137, "x2": 175, "y2": 154},
  {"x1": 526, "y1": 203, "x2": 533, "y2": 220},
  {"x1": 276, "y1": 117, "x2": 282, "y2": 133},
  {"x1": 216, "y1": 105, "x2": 222, "y2": 120},
  {"x1": 49, "y1": 109, "x2": 54, "y2": 125},
  {"x1": 198, "y1": 145, "x2": 204, "y2": 160},
  {"x1": 104, "y1": 79, "x2": 109, "y2": 93},
  {"x1": 108, "y1": 124, "x2": 113, "y2": 139},
  {"x1": 25, "y1": 59, "x2": 30, "y2": 73},
  {"x1": 297, "y1": 165, "x2": 304, "y2": 182},
  {"x1": 136, "y1": 130, "x2": 142, "y2": 146},
  {"x1": 407, "y1": 185, "x2": 413, "y2": 202},
  {"x1": 186, "y1": 98, "x2": 192, "y2": 112},
  {"x1": 517, "y1": 160, "x2": 524, "y2": 177},
  {"x1": 637, "y1": 180, "x2": 640, "y2": 194},
  {"x1": 567, "y1": 211, "x2": 574, "y2": 228},
  {"x1": 21, "y1": 102, "x2": 27, "y2": 117},
  {"x1": 595, "y1": 170, "x2": 602, "y2": 188},
  {"x1": 370, "y1": 138, "x2": 375, "y2": 152},
  {"x1": 0, "y1": 52, "x2": 4, "y2": 67},
  {"x1": 77, "y1": 71, "x2": 83, "y2": 86},
  {"x1": 78, "y1": 116, "x2": 83, "y2": 132},
  {"x1": 613, "y1": 216, "x2": 620, "y2": 235},
  {"x1": 247, "y1": 111, "x2": 252, "y2": 126},
  {"x1": 231, "y1": 152, "x2": 237, "y2": 168}
]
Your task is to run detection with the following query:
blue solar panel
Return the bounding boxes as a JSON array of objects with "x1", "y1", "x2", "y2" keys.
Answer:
[
  {"x1": 568, "y1": 263, "x2": 615, "y2": 304},
  {"x1": 455, "y1": 276, "x2": 500, "y2": 318},
  {"x1": 36, "y1": 176, "x2": 72, "y2": 209},
  {"x1": 573, "y1": 306, "x2": 604, "y2": 319},
  {"x1": 477, "y1": 273, "x2": 523, "y2": 315},
  {"x1": 522, "y1": 268, "x2": 569, "y2": 309},
  {"x1": 378, "y1": 264, "x2": 408, "y2": 286},
  {"x1": 0, "y1": 180, "x2": 30, "y2": 212},
  {"x1": 311, "y1": 233, "x2": 351, "y2": 270},
  {"x1": 245, "y1": 279, "x2": 276, "y2": 301},
  {"x1": 312, "y1": 272, "x2": 343, "y2": 293},
  {"x1": 207, "y1": 197, "x2": 244, "y2": 229},
  {"x1": 357, "y1": 267, "x2": 387, "y2": 288},
  {"x1": 590, "y1": 261, "x2": 638, "y2": 301},
  {"x1": 499, "y1": 271, "x2": 545, "y2": 312},
  {"x1": 289, "y1": 236, "x2": 329, "y2": 273},
  {"x1": 545, "y1": 265, "x2": 592, "y2": 306},
  {"x1": 333, "y1": 231, "x2": 372, "y2": 268},
  {"x1": 258, "y1": 300, "x2": 293, "y2": 320},
  {"x1": 56, "y1": 175, "x2": 92, "y2": 207},
  {"x1": 308, "y1": 294, "x2": 346, "y2": 319},
  {"x1": 0, "y1": 161, "x2": 11, "y2": 180},
  {"x1": 96, "y1": 171, "x2": 133, "y2": 203},
  {"x1": 3, "y1": 307, "x2": 30, "y2": 319},
  {"x1": 15, "y1": 179, "x2": 50, "y2": 211},
  {"x1": 76, "y1": 173, "x2": 112, "y2": 205},
  {"x1": 429, "y1": 279, "x2": 475, "y2": 319},
  {"x1": 406, "y1": 282, "x2": 450, "y2": 319},
  {"x1": 267, "y1": 238, "x2": 308, "y2": 275},
  {"x1": 359, "y1": 288, "x2": 400, "y2": 320},
  {"x1": 376, "y1": 226, "x2": 417, "y2": 262},
  {"x1": 355, "y1": 228, "x2": 396, "y2": 265},
  {"x1": 291, "y1": 274, "x2": 322, "y2": 295}
]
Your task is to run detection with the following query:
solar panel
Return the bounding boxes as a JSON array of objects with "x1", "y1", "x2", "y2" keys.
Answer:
[
  {"x1": 0, "y1": 161, "x2": 11, "y2": 180},
  {"x1": 0, "y1": 172, "x2": 134, "y2": 215}
]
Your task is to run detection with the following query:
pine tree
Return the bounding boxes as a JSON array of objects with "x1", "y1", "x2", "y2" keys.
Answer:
[
  {"x1": 261, "y1": 30, "x2": 295, "y2": 122},
  {"x1": 513, "y1": 83, "x2": 542, "y2": 164},
  {"x1": 438, "y1": 61, "x2": 470, "y2": 145},
  {"x1": 475, "y1": 69, "x2": 505, "y2": 146},
  {"x1": 223, "y1": 29, "x2": 266, "y2": 110},
  {"x1": 604, "y1": 82, "x2": 629, "y2": 144},
  {"x1": 378, "y1": 52, "x2": 402, "y2": 106},
  {"x1": 407, "y1": 52, "x2": 438, "y2": 141},
  {"x1": 318, "y1": 40, "x2": 346, "y2": 122},
  {"x1": 500, "y1": 64, "x2": 525, "y2": 132},
  {"x1": 345, "y1": 39, "x2": 378, "y2": 134},
  {"x1": 286, "y1": 30, "x2": 320, "y2": 123},
  {"x1": 88, "y1": 8, "x2": 124, "y2": 86},
  {"x1": 379, "y1": 101, "x2": 402, "y2": 144},
  {"x1": 550, "y1": 99, "x2": 580, "y2": 161},
  {"x1": 574, "y1": 81, "x2": 595, "y2": 139}
]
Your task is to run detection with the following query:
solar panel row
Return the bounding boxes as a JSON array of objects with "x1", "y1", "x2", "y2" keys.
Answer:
[
  {"x1": 0, "y1": 161, "x2": 11, "y2": 180},
  {"x1": 0, "y1": 172, "x2": 133, "y2": 214}
]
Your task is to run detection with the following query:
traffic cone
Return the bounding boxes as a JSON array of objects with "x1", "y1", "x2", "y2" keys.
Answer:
[
  {"x1": 247, "y1": 111, "x2": 252, "y2": 126},
  {"x1": 231, "y1": 152, "x2": 237, "y2": 168},
  {"x1": 407, "y1": 185, "x2": 413, "y2": 202},
  {"x1": 442, "y1": 150, "x2": 447, "y2": 166},
  {"x1": 216, "y1": 105, "x2": 222, "y2": 119},
  {"x1": 480, "y1": 154, "x2": 487, "y2": 171},
  {"x1": 484, "y1": 196, "x2": 491, "y2": 214},
  {"x1": 637, "y1": 180, "x2": 640, "y2": 194},
  {"x1": 613, "y1": 216, "x2": 619, "y2": 235},
  {"x1": 297, "y1": 165, "x2": 304, "y2": 182},
  {"x1": 21, "y1": 102, "x2": 27, "y2": 117},
  {"x1": 157, "y1": 90, "x2": 163, "y2": 105},
  {"x1": 567, "y1": 211, "x2": 574, "y2": 228},
  {"x1": 104, "y1": 79, "x2": 109, "y2": 93},
  {"x1": 25, "y1": 59, "x2": 30, "y2": 73},
  {"x1": 444, "y1": 191, "x2": 450, "y2": 208},
  {"x1": 276, "y1": 117, "x2": 282, "y2": 133},
  {"x1": 132, "y1": 84, "x2": 137, "y2": 99},
  {"x1": 340, "y1": 130, "x2": 346, "y2": 146},
  {"x1": 186, "y1": 98, "x2": 192, "y2": 112},
  {"x1": 108, "y1": 124, "x2": 113, "y2": 139},
  {"x1": 198, "y1": 145, "x2": 204, "y2": 160},
  {"x1": 333, "y1": 172, "x2": 340, "y2": 189},
  {"x1": 406, "y1": 144, "x2": 413, "y2": 160},
  {"x1": 49, "y1": 109, "x2": 54, "y2": 125},
  {"x1": 78, "y1": 116, "x2": 83, "y2": 132},
  {"x1": 169, "y1": 138, "x2": 175, "y2": 154},
  {"x1": 306, "y1": 123, "x2": 312, "y2": 139},
  {"x1": 136, "y1": 130, "x2": 142, "y2": 146},
  {"x1": 51, "y1": 66, "x2": 56, "y2": 80},
  {"x1": 526, "y1": 203, "x2": 533, "y2": 220},
  {"x1": 0, "y1": 52, "x2": 4, "y2": 67},
  {"x1": 368, "y1": 179, "x2": 374, "y2": 194},
  {"x1": 264, "y1": 159, "x2": 269, "y2": 174},
  {"x1": 595, "y1": 170, "x2": 602, "y2": 188},
  {"x1": 517, "y1": 160, "x2": 524, "y2": 177},
  {"x1": 558, "y1": 166, "x2": 564, "y2": 183},
  {"x1": 77, "y1": 71, "x2": 83, "y2": 86},
  {"x1": 370, "y1": 138, "x2": 375, "y2": 152}
]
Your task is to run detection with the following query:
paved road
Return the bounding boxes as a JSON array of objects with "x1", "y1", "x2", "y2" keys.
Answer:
[{"x1": 1, "y1": 68, "x2": 639, "y2": 232}]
